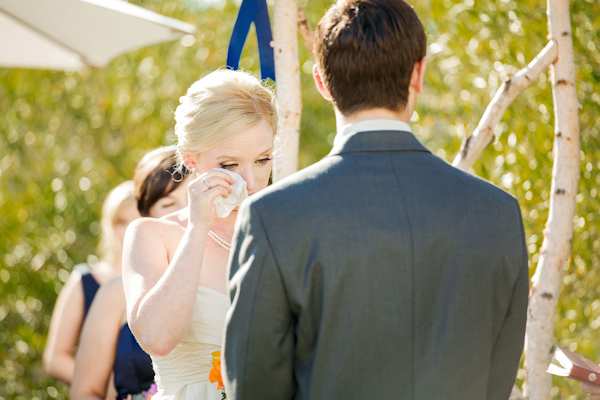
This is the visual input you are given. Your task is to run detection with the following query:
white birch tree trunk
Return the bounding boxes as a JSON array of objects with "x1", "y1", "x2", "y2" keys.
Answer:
[
  {"x1": 523, "y1": 0, "x2": 581, "y2": 398},
  {"x1": 273, "y1": 0, "x2": 302, "y2": 182},
  {"x1": 510, "y1": 385, "x2": 527, "y2": 400}
]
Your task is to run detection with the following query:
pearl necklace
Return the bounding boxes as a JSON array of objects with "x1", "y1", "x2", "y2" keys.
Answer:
[{"x1": 208, "y1": 230, "x2": 231, "y2": 252}]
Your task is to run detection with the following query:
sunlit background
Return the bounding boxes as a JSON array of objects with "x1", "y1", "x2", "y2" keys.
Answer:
[{"x1": 0, "y1": 0, "x2": 599, "y2": 398}]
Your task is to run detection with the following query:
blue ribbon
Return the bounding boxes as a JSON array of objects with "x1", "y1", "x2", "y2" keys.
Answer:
[{"x1": 226, "y1": 0, "x2": 276, "y2": 81}]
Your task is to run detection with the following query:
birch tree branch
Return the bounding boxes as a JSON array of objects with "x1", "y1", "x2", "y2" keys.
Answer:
[
  {"x1": 523, "y1": 0, "x2": 581, "y2": 398},
  {"x1": 273, "y1": 0, "x2": 302, "y2": 182},
  {"x1": 297, "y1": 3, "x2": 315, "y2": 57},
  {"x1": 452, "y1": 40, "x2": 558, "y2": 171}
]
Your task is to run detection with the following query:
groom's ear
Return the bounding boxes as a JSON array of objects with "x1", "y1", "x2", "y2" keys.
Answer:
[
  {"x1": 313, "y1": 64, "x2": 333, "y2": 101},
  {"x1": 410, "y1": 57, "x2": 427, "y2": 95}
]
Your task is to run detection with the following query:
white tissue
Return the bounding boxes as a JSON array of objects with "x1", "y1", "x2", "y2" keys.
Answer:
[{"x1": 212, "y1": 168, "x2": 249, "y2": 218}]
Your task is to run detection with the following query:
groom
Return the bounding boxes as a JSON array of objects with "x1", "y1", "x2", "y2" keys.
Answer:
[{"x1": 223, "y1": 0, "x2": 528, "y2": 399}]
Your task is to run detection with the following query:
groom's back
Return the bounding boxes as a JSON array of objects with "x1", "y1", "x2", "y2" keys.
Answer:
[
  {"x1": 248, "y1": 130, "x2": 528, "y2": 400},
  {"x1": 223, "y1": 1, "x2": 527, "y2": 398}
]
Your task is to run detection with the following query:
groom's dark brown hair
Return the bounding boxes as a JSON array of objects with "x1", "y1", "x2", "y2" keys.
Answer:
[{"x1": 315, "y1": 0, "x2": 427, "y2": 115}]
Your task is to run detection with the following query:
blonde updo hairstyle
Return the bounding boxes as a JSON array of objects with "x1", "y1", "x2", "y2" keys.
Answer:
[
  {"x1": 98, "y1": 180, "x2": 137, "y2": 265},
  {"x1": 174, "y1": 69, "x2": 277, "y2": 172}
]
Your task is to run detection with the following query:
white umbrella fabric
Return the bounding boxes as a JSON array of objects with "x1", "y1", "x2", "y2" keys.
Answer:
[{"x1": 0, "y1": 0, "x2": 197, "y2": 70}]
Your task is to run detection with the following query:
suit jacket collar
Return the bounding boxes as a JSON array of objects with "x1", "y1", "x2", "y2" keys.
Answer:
[
  {"x1": 328, "y1": 130, "x2": 431, "y2": 156},
  {"x1": 334, "y1": 119, "x2": 412, "y2": 148}
]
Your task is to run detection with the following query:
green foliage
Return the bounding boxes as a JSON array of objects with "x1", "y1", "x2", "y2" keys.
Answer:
[{"x1": 0, "y1": 0, "x2": 598, "y2": 399}]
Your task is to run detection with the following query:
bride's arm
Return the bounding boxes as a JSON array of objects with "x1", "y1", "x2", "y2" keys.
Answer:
[
  {"x1": 122, "y1": 218, "x2": 208, "y2": 357},
  {"x1": 122, "y1": 172, "x2": 233, "y2": 357}
]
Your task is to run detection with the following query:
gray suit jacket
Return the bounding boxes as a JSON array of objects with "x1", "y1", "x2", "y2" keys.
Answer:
[{"x1": 223, "y1": 129, "x2": 528, "y2": 400}]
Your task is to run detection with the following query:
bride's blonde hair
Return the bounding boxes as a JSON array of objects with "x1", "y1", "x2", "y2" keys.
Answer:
[{"x1": 174, "y1": 69, "x2": 277, "y2": 171}]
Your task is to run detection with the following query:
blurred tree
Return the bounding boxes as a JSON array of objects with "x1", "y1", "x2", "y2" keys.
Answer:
[{"x1": 0, "y1": 0, "x2": 598, "y2": 399}]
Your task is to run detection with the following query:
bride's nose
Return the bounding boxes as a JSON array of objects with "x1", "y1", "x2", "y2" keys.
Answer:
[{"x1": 241, "y1": 168, "x2": 258, "y2": 192}]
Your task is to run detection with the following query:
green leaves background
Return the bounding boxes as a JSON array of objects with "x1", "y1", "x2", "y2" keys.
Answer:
[{"x1": 0, "y1": 0, "x2": 598, "y2": 398}]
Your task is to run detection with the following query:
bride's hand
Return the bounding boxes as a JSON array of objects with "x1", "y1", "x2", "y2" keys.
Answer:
[{"x1": 188, "y1": 170, "x2": 235, "y2": 229}]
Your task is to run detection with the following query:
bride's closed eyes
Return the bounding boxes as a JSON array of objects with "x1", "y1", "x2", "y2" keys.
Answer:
[
  {"x1": 220, "y1": 157, "x2": 272, "y2": 171},
  {"x1": 256, "y1": 157, "x2": 272, "y2": 165}
]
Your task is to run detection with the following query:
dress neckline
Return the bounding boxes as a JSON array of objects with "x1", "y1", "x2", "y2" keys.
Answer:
[{"x1": 197, "y1": 285, "x2": 229, "y2": 299}]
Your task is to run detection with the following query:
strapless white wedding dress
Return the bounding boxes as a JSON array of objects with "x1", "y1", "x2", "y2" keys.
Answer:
[{"x1": 151, "y1": 286, "x2": 229, "y2": 400}]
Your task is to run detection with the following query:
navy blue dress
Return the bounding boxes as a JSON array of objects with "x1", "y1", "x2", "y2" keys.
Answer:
[
  {"x1": 80, "y1": 269, "x2": 100, "y2": 317},
  {"x1": 113, "y1": 323, "x2": 155, "y2": 399},
  {"x1": 79, "y1": 265, "x2": 154, "y2": 399}
]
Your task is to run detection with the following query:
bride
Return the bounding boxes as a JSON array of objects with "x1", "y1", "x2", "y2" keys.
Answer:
[{"x1": 122, "y1": 69, "x2": 277, "y2": 399}]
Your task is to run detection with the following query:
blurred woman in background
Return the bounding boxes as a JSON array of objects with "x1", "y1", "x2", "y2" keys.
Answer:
[
  {"x1": 44, "y1": 180, "x2": 140, "y2": 384},
  {"x1": 71, "y1": 146, "x2": 190, "y2": 400}
]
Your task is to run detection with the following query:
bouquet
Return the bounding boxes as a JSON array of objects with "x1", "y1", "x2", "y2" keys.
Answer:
[{"x1": 209, "y1": 351, "x2": 226, "y2": 399}]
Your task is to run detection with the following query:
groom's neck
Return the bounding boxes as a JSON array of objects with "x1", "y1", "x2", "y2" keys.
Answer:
[{"x1": 335, "y1": 106, "x2": 413, "y2": 132}]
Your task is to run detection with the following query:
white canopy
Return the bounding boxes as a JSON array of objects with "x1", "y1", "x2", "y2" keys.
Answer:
[{"x1": 0, "y1": 0, "x2": 197, "y2": 70}]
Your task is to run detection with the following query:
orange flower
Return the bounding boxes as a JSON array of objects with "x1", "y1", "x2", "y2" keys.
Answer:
[{"x1": 209, "y1": 351, "x2": 224, "y2": 390}]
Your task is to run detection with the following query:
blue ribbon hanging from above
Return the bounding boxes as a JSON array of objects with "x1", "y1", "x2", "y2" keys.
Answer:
[{"x1": 226, "y1": 0, "x2": 276, "y2": 81}]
